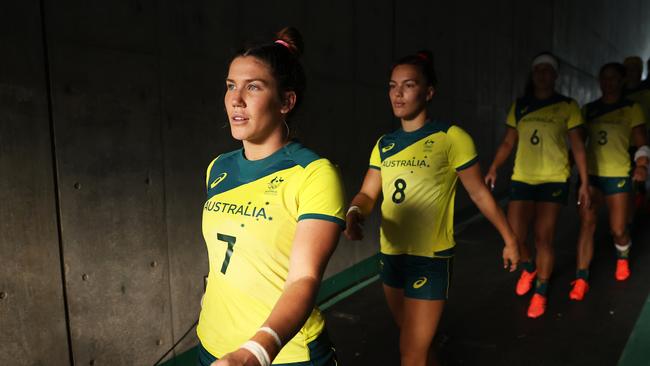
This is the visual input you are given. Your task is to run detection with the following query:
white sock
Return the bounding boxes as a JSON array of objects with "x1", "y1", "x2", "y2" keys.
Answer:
[{"x1": 615, "y1": 241, "x2": 631, "y2": 253}]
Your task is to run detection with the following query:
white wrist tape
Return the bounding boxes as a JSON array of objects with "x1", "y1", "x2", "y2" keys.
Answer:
[
  {"x1": 258, "y1": 326, "x2": 282, "y2": 348},
  {"x1": 347, "y1": 205, "x2": 362, "y2": 215},
  {"x1": 634, "y1": 145, "x2": 650, "y2": 162},
  {"x1": 241, "y1": 340, "x2": 271, "y2": 366}
]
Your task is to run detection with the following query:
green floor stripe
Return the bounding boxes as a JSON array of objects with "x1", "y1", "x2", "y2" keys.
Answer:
[
  {"x1": 618, "y1": 292, "x2": 650, "y2": 366},
  {"x1": 316, "y1": 254, "x2": 380, "y2": 304},
  {"x1": 319, "y1": 274, "x2": 380, "y2": 311}
]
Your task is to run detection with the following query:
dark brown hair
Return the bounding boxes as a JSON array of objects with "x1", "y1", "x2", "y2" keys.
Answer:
[
  {"x1": 391, "y1": 49, "x2": 437, "y2": 87},
  {"x1": 232, "y1": 27, "x2": 306, "y2": 120}
]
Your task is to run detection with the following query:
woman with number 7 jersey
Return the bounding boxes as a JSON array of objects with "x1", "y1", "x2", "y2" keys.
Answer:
[
  {"x1": 344, "y1": 50, "x2": 519, "y2": 366},
  {"x1": 485, "y1": 52, "x2": 591, "y2": 319},
  {"x1": 198, "y1": 27, "x2": 344, "y2": 366}
]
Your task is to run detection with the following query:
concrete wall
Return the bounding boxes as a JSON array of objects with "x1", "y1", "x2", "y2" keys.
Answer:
[{"x1": 2, "y1": 1, "x2": 650, "y2": 364}]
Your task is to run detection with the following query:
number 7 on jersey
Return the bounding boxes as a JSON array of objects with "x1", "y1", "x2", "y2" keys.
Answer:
[{"x1": 217, "y1": 233, "x2": 237, "y2": 274}]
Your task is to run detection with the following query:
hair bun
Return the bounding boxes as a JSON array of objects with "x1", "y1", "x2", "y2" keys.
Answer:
[
  {"x1": 416, "y1": 50, "x2": 433, "y2": 64},
  {"x1": 275, "y1": 27, "x2": 304, "y2": 58}
]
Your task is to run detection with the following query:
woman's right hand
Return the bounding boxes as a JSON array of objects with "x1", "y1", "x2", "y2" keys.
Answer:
[
  {"x1": 484, "y1": 167, "x2": 497, "y2": 191},
  {"x1": 344, "y1": 211, "x2": 364, "y2": 241}
]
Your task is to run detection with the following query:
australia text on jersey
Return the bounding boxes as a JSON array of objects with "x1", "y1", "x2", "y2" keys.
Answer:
[
  {"x1": 382, "y1": 157, "x2": 431, "y2": 168},
  {"x1": 204, "y1": 200, "x2": 270, "y2": 220}
]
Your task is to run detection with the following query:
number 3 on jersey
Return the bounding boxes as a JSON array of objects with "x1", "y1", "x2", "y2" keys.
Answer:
[
  {"x1": 217, "y1": 233, "x2": 236, "y2": 274},
  {"x1": 392, "y1": 178, "x2": 407, "y2": 203}
]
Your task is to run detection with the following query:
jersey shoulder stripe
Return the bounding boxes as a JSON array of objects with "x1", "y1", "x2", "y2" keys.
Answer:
[
  {"x1": 206, "y1": 142, "x2": 322, "y2": 199},
  {"x1": 514, "y1": 93, "x2": 573, "y2": 122},
  {"x1": 377, "y1": 121, "x2": 451, "y2": 161},
  {"x1": 585, "y1": 98, "x2": 635, "y2": 121}
]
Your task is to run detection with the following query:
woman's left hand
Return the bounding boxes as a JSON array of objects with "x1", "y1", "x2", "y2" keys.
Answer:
[
  {"x1": 211, "y1": 349, "x2": 259, "y2": 366},
  {"x1": 577, "y1": 183, "x2": 591, "y2": 209},
  {"x1": 502, "y1": 235, "x2": 519, "y2": 272}
]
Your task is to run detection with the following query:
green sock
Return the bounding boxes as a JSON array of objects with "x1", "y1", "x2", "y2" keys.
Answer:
[
  {"x1": 576, "y1": 269, "x2": 589, "y2": 280},
  {"x1": 534, "y1": 279, "x2": 548, "y2": 296},
  {"x1": 616, "y1": 242, "x2": 631, "y2": 259},
  {"x1": 522, "y1": 261, "x2": 536, "y2": 273}
]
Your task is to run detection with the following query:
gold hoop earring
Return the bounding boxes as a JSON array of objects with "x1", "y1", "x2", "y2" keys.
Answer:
[{"x1": 284, "y1": 120, "x2": 290, "y2": 140}]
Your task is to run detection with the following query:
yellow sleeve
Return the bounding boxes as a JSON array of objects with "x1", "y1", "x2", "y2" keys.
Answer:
[
  {"x1": 447, "y1": 125, "x2": 479, "y2": 171},
  {"x1": 205, "y1": 155, "x2": 221, "y2": 189},
  {"x1": 369, "y1": 138, "x2": 382, "y2": 170},
  {"x1": 567, "y1": 100, "x2": 584, "y2": 130},
  {"x1": 630, "y1": 102, "x2": 647, "y2": 129},
  {"x1": 297, "y1": 159, "x2": 346, "y2": 228},
  {"x1": 505, "y1": 102, "x2": 517, "y2": 128}
]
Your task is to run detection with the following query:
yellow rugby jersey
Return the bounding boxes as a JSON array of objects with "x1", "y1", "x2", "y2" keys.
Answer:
[
  {"x1": 506, "y1": 94, "x2": 584, "y2": 184},
  {"x1": 583, "y1": 98, "x2": 646, "y2": 177},
  {"x1": 369, "y1": 121, "x2": 478, "y2": 257},
  {"x1": 197, "y1": 142, "x2": 345, "y2": 364}
]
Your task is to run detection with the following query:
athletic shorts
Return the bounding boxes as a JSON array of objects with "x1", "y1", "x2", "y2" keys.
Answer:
[
  {"x1": 379, "y1": 252, "x2": 453, "y2": 300},
  {"x1": 197, "y1": 330, "x2": 337, "y2": 366},
  {"x1": 509, "y1": 180, "x2": 569, "y2": 204},
  {"x1": 588, "y1": 175, "x2": 632, "y2": 196}
]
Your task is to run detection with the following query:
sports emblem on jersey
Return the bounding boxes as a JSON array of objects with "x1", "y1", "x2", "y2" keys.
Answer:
[
  {"x1": 413, "y1": 277, "x2": 428, "y2": 289},
  {"x1": 617, "y1": 179, "x2": 627, "y2": 188},
  {"x1": 265, "y1": 176, "x2": 284, "y2": 195},
  {"x1": 382, "y1": 143, "x2": 396, "y2": 153},
  {"x1": 424, "y1": 138, "x2": 435, "y2": 152},
  {"x1": 210, "y1": 172, "x2": 228, "y2": 189}
]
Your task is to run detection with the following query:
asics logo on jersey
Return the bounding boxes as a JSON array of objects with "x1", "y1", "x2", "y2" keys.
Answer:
[
  {"x1": 552, "y1": 189, "x2": 563, "y2": 197},
  {"x1": 413, "y1": 277, "x2": 428, "y2": 289},
  {"x1": 210, "y1": 173, "x2": 228, "y2": 189},
  {"x1": 617, "y1": 180, "x2": 627, "y2": 188},
  {"x1": 382, "y1": 143, "x2": 395, "y2": 153}
]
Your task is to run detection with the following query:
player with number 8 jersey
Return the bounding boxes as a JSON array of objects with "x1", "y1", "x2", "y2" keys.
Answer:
[
  {"x1": 345, "y1": 50, "x2": 518, "y2": 365},
  {"x1": 368, "y1": 122, "x2": 478, "y2": 257}
]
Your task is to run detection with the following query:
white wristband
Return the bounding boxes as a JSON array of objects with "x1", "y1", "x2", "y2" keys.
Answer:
[
  {"x1": 347, "y1": 205, "x2": 362, "y2": 216},
  {"x1": 258, "y1": 326, "x2": 282, "y2": 348},
  {"x1": 634, "y1": 145, "x2": 650, "y2": 162},
  {"x1": 241, "y1": 340, "x2": 271, "y2": 366}
]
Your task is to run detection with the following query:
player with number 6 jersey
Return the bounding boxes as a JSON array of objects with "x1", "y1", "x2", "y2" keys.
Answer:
[{"x1": 486, "y1": 52, "x2": 591, "y2": 319}]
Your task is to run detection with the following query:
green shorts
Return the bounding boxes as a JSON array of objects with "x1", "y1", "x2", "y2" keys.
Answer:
[
  {"x1": 588, "y1": 175, "x2": 632, "y2": 196},
  {"x1": 379, "y1": 252, "x2": 454, "y2": 300},
  {"x1": 509, "y1": 180, "x2": 569, "y2": 204},
  {"x1": 197, "y1": 330, "x2": 337, "y2": 366}
]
